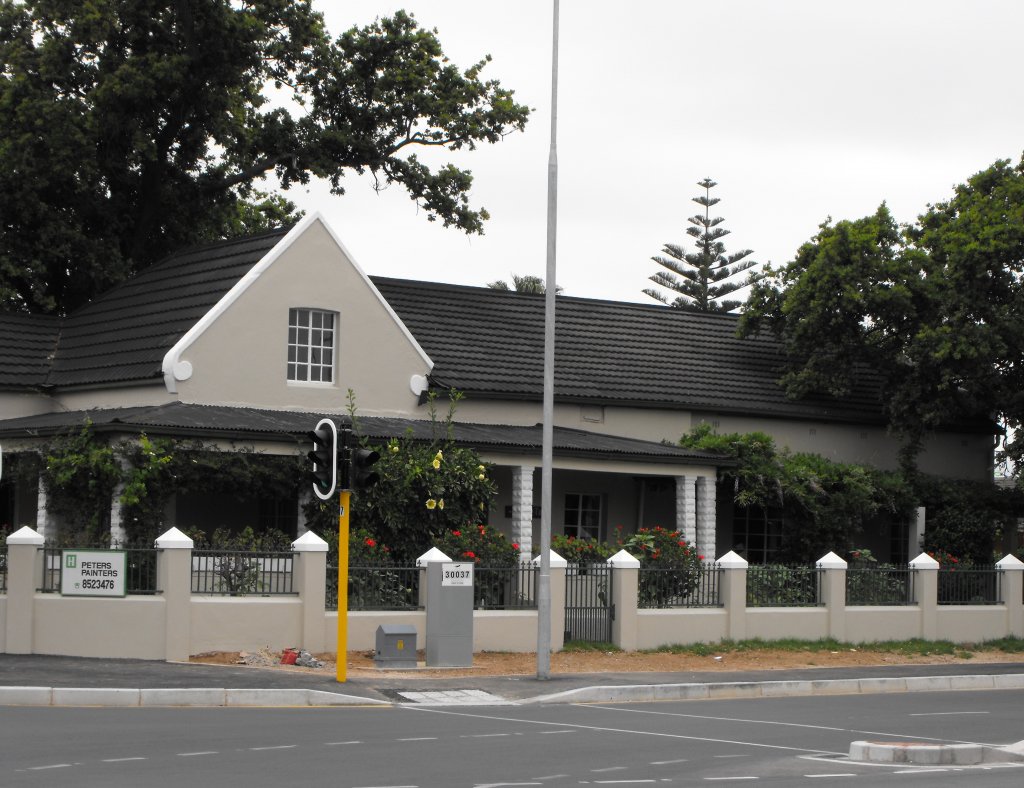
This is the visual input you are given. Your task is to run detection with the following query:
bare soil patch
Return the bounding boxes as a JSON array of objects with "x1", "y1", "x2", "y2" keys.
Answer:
[{"x1": 190, "y1": 646, "x2": 1023, "y2": 680}]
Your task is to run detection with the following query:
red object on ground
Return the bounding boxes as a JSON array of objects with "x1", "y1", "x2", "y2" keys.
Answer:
[{"x1": 281, "y1": 649, "x2": 297, "y2": 665}]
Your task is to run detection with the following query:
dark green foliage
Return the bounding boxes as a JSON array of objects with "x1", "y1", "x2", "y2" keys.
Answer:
[
  {"x1": 0, "y1": 2, "x2": 529, "y2": 314},
  {"x1": 644, "y1": 178, "x2": 761, "y2": 312},
  {"x1": 681, "y1": 424, "x2": 915, "y2": 563},
  {"x1": 913, "y1": 476, "x2": 1021, "y2": 565},
  {"x1": 741, "y1": 158, "x2": 1024, "y2": 470},
  {"x1": 41, "y1": 422, "x2": 123, "y2": 544},
  {"x1": 621, "y1": 526, "x2": 705, "y2": 607}
]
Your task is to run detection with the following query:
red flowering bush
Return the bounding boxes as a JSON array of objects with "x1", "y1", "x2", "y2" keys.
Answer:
[
  {"x1": 550, "y1": 534, "x2": 614, "y2": 563},
  {"x1": 619, "y1": 526, "x2": 705, "y2": 608},
  {"x1": 927, "y1": 549, "x2": 963, "y2": 570},
  {"x1": 434, "y1": 524, "x2": 520, "y2": 567},
  {"x1": 618, "y1": 525, "x2": 703, "y2": 566}
]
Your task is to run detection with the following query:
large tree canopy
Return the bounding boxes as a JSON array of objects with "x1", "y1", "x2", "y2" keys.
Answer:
[
  {"x1": 0, "y1": 1, "x2": 530, "y2": 314},
  {"x1": 740, "y1": 157, "x2": 1024, "y2": 469}
]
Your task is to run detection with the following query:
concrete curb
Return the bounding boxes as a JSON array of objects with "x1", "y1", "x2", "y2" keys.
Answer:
[
  {"x1": 0, "y1": 686, "x2": 388, "y2": 707},
  {"x1": 3, "y1": 672, "x2": 1023, "y2": 708},
  {"x1": 850, "y1": 739, "x2": 1024, "y2": 766},
  {"x1": 525, "y1": 673, "x2": 1024, "y2": 705}
]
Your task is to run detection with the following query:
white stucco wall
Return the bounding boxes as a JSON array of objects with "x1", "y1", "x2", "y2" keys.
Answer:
[{"x1": 171, "y1": 218, "x2": 431, "y2": 416}]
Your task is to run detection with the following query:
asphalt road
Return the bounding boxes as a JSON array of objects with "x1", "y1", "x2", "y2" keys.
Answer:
[{"x1": 3, "y1": 690, "x2": 1023, "y2": 787}]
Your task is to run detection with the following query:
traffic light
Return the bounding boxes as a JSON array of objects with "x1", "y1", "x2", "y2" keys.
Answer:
[
  {"x1": 307, "y1": 418, "x2": 337, "y2": 500},
  {"x1": 350, "y1": 445, "x2": 381, "y2": 490}
]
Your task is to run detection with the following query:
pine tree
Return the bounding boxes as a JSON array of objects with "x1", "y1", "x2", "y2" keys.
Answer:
[{"x1": 644, "y1": 178, "x2": 760, "y2": 312}]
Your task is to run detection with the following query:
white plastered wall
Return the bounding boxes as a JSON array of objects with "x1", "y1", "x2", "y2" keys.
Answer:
[{"x1": 168, "y1": 216, "x2": 431, "y2": 416}]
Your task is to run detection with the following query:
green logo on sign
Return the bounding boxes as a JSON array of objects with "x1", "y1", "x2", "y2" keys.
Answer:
[{"x1": 65, "y1": 554, "x2": 76, "y2": 568}]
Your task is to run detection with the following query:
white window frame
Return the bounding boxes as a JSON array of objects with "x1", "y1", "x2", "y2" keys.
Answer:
[
  {"x1": 563, "y1": 492, "x2": 603, "y2": 540},
  {"x1": 287, "y1": 308, "x2": 336, "y2": 384}
]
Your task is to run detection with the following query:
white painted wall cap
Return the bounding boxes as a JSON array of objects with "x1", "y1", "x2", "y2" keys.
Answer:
[
  {"x1": 531, "y1": 549, "x2": 567, "y2": 568},
  {"x1": 416, "y1": 547, "x2": 452, "y2": 566},
  {"x1": 155, "y1": 527, "x2": 195, "y2": 549},
  {"x1": 996, "y1": 553, "x2": 1024, "y2": 570},
  {"x1": 715, "y1": 550, "x2": 748, "y2": 569},
  {"x1": 5, "y1": 525, "x2": 44, "y2": 545},
  {"x1": 606, "y1": 548, "x2": 641, "y2": 568},
  {"x1": 816, "y1": 551, "x2": 848, "y2": 569},
  {"x1": 909, "y1": 552, "x2": 941, "y2": 569},
  {"x1": 292, "y1": 531, "x2": 329, "y2": 552}
]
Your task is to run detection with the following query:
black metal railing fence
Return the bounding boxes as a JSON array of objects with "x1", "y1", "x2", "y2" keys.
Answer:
[
  {"x1": 191, "y1": 550, "x2": 295, "y2": 595},
  {"x1": 846, "y1": 565, "x2": 914, "y2": 606},
  {"x1": 637, "y1": 564, "x2": 721, "y2": 608},
  {"x1": 747, "y1": 564, "x2": 820, "y2": 607}
]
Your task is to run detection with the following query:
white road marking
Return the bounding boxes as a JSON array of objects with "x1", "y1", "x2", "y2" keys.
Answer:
[
  {"x1": 650, "y1": 759, "x2": 688, "y2": 765},
  {"x1": 397, "y1": 737, "x2": 438, "y2": 741},
  {"x1": 893, "y1": 769, "x2": 948, "y2": 774},
  {"x1": 583, "y1": 705, "x2": 984, "y2": 746},
  {"x1": 806, "y1": 776, "x2": 858, "y2": 779},
  {"x1": 908, "y1": 711, "x2": 989, "y2": 716},
  {"x1": 591, "y1": 766, "x2": 627, "y2": 772},
  {"x1": 404, "y1": 706, "x2": 843, "y2": 755},
  {"x1": 325, "y1": 740, "x2": 362, "y2": 745},
  {"x1": 538, "y1": 730, "x2": 575, "y2": 734},
  {"x1": 249, "y1": 745, "x2": 297, "y2": 751},
  {"x1": 178, "y1": 751, "x2": 218, "y2": 757},
  {"x1": 461, "y1": 733, "x2": 513, "y2": 738},
  {"x1": 27, "y1": 764, "x2": 72, "y2": 771},
  {"x1": 102, "y1": 757, "x2": 146, "y2": 762},
  {"x1": 704, "y1": 778, "x2": 759, "y2": 782},
  {"x1": 713, "y1": 755, "x2": 750, "y2": 759}
]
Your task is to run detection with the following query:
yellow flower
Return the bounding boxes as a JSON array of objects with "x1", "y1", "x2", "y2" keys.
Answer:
[
  {"x1": 478, "y1": 473, "x2": 485, "y2": 480},
  {"x1": 390, "y1": 444, "x2": 400, "y2": 454},
  {"x1": 425, "y1": 499, "x2": 437, "y2": 510},
  {"x1": 432, "y1": 458, "x2": 441, "y2": 470},
  {"x1": 477, "y1": 464, "x2": 485, "y2": 472},
  {"x1": 438, "y1": 499, "x2": 445, "y2": 510}
]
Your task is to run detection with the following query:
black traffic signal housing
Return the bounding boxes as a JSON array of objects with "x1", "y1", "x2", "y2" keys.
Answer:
[
  {"x1": 307, "y1": 418, "x2": 337, "y2": 500},
  {"x1": 350, "y1": 445, "x2": 381, "y2": 490}
]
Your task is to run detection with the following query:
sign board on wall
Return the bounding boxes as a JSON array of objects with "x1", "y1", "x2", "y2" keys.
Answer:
[
  {"x1": 61, "y1": 550, "x2": 127, "y2": 597},
  {"x1": 441, "y1": 562, "x2": 474, "y2": 587}
]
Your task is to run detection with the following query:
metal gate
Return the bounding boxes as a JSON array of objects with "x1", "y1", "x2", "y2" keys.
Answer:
[{"x1": 564, "y1": 562, "x2": 614, "y2": 643}]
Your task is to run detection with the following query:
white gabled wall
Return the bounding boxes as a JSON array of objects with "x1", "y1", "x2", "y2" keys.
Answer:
[{"x1": 168, "y1": 215, "x2": 432, "y2": 416}]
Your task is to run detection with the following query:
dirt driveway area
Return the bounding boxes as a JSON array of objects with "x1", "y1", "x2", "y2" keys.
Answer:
[{"x1": 192, "y1": 645, "x2": 1024, "y2": 680}]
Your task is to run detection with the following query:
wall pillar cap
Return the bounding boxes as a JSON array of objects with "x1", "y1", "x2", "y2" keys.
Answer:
[
  {"x1": 606, "y1": 549, "x2": 641, "y2": 568},
  {"x1": 416, "y1": 547, "x2": 452, "y2": 566},
  {"x1": 816, "y1": 551, "x2": 848, "y2": 569},
  {"x1": 291, "y1": 531, "x2": 329, "y2": 552},
  {"x1": 155, "y1": 527, "x2": 194, "y2": 549},
  {"x1": 531, "y1": 549, "x2": 567, "y2": 568},
  {"x1": 716, "y1": 550, "x2": 748, "y2": 569},
  {"x1": 996, "y1": 553, "x2": 1024, "y2": 571},
  {"x1": 5, "y1": 525, "x2": 44, "y2": 545},
  {"x1": 909, "y1": 552, "x2": 940, "y2": 570}
]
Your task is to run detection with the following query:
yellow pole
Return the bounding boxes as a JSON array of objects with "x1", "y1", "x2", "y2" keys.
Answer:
[{"x1": 336, "y1": 489, "x2": 350, "y2": 683}]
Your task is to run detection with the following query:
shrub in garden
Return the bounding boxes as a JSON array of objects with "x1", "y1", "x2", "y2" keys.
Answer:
[
  {"x1": 434, "y1": 524, "x2": 519, "y2": 567},
  {"x1": 619, "y1": 526, "x2": 705, "y2": 607},
  {"x1": 434, "y1": 524, "x2": 521, "y2": 608},
  {"x1": 550, "y1": 534, "x2": 614, "y2": 563}
]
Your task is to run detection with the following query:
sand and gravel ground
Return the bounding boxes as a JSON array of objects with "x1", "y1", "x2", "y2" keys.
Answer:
[{"x1": 191, "y1": 645, "x2": 1024, "y2": 680}]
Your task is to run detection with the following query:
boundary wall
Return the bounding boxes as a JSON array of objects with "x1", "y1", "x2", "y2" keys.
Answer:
[{"x1": 2, "y1": 528, "x2": 1022, "y2": 661}]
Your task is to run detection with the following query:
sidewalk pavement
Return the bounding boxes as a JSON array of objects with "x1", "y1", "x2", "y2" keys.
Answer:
[{"x1": 2, "y1": 654, "x2": 1024, "y2": 707}]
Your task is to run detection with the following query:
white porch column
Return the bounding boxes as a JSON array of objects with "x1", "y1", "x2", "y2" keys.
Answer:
[
  {"x1": 511, "y1": 465, "x2": 535, "y2": 559},
  {"x1": 695, "y1": 476, "x2": 717, "y2": 560},
  {"x1": 296, "y1": 488, "x2": 313, "y2": 536},
  {"x1": 35, "y1": 474, "x2": 53, "y2": 542},
  {"x1": 109, "y1": 477, "x2": 127, "y2": 545},
  {"x1": 675, "y1": 475, "x2": 697, "y2": 545}
]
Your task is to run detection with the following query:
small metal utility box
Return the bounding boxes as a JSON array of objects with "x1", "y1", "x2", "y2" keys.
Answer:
[{"x1": 374, "y1": 624, "x2": 418, "y2": 669}]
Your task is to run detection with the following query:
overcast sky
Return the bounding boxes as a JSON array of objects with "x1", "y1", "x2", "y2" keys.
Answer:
[{"x1": 291, "y1": 1, "x2": 1024, "y2": 304}]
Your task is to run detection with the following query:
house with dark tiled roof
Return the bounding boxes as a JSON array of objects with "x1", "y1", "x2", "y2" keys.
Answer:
[{"x1": 0, "y1": 215, "x2": 995, "y2": 561}]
